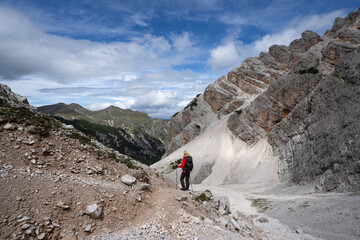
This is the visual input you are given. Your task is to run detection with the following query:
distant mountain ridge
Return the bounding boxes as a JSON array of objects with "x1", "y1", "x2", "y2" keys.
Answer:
[
  {"x1": 38, "y1": 103, "x2": 168, "y2": 142},
  {"x1": 38, "y1": 103, "x2": 168, "y2": 164}
]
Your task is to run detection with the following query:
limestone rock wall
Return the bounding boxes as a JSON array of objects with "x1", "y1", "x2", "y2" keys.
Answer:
[{"x1": 268, "y1": 48, "x2": 360, "y2": 191}]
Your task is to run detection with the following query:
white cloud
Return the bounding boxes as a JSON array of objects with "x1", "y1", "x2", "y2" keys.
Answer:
[
  {"x1": 0, "y1": 7, "x2": 197, "y2": 83},
  {"x1": 86, "y1": 102, "x2": 113, "y2": 111},
  {"x1": 208, "y1": 10, "x2": 346, "y2": 70},
  {"x1": 207, "y1": 40, "x2": 240, "y2": 70}
]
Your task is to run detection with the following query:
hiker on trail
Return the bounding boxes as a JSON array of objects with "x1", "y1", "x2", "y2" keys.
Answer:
[{"x1": 177, "y1": 150, "x2": 193, "y2": 191}]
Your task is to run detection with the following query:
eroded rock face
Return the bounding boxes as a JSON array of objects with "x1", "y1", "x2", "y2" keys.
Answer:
[
  {"x1": 228, "y1": 50, "x2": 325, "y2": 144},
  {"x1": 164, "y1": 94, "x2": 215, "y2": 156},
  {"x1": 322, "y1": 40, "x2": 356, "y2": 65},
  {"x1": 268, "y1": 48, "x2": 360, "y2": 192}
]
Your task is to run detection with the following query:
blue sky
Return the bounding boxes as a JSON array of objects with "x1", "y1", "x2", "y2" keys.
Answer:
[{"x1": 0, "y1": 0, "x2": 358, "y2": 118}]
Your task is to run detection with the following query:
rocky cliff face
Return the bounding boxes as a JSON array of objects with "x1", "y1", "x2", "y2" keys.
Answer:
[
  {"x1": 163, "y1": 8, "x2": 360, "y2": 192},
  {"x1": 268, "y1": 47, "x2": 360, "y2": 192}
]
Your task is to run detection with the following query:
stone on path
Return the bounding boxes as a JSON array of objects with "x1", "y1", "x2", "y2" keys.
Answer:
[
  {"x1": 86, "y1": 203, "x2": 102, "y2": 219},
  {"x1": 121, "y1": 175, "x2": 136, "y2": 186}
]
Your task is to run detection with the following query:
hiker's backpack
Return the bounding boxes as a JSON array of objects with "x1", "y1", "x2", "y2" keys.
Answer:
[{"x1": 184, "y1": 156, "x2": 193, "y2": 172}]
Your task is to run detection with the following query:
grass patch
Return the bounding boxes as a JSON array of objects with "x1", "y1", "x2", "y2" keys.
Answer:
[
  {"x1": 0, "y1": 102, "x2": 61, "y2": 135},
  {"x1": 107, "y1": 152, "x2": 117, "y2": 159},
  {"x1": 194, "y1": 193, "x2": 211, "y2": 202},
  {"x1": 249, "y1": 198, "x2": 272, "y2": 212},
  {"x1": 116, "y1": 157, "x2": 138, "y2": 169},
  {"x1": 299, "y1": 201, "x2": 310, "y2": 208}
]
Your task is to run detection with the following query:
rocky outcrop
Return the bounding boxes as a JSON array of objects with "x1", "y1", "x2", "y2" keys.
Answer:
[
  {"x1": 268, "y1": 47, "x2": 360, "y2": 192},
  {"x1": 228, "y1": 44, "x2": 325, "y2": 144},
  {"x1": 164, "y1": 94, "x2": 216, "y2": 156},
  {"x1": 0, "y1": 83, "x2": 29, "y2": 105}
]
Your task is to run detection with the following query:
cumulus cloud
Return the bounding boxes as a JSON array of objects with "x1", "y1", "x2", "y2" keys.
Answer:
[
  {"x1": 208, "y1": 9, "x2": 346, "y2": 70},
  {"x1": 207, "y1": 40, "x2": 240, "y2": 70},
  {"x1": 0, "y1": 7, "x2": 197, "y2": 82}
]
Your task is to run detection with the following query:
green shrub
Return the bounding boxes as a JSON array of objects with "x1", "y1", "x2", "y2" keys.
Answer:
[
  {"x1": 249, "y1": 198, "x2": 272, "y2": 212},
  {"x1": 116, "y1": 157, "x2": 138, "y2": 169},
  {"x1": 235, "y1": 109, "x2": 242, "y2": 115},
  {"x1": 194, "y1": 193, "x2": 211, "y2": 202},
  {"x1": 298, "y1": 67, "x2": 319, "y2": 75},
  {"x1": 107, "y1": 152, "x2": 117, "y2": 159}
]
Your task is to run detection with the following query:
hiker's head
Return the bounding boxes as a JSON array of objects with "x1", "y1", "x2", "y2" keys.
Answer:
[{"x1": 184, "y1": 150, "x2": 189, "y2": 156}]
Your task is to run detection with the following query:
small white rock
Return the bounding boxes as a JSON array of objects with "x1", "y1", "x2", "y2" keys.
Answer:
[
  {"x1": 37, "y1": 233, "x2": 46, "y2": 240},
  {"x1": 86, "y1": 203, "x2": 102, "y2": 219},
  {"x1": 121, "y1": 175, "x2": 136, "y2": 186},
  {"x1": 21, "y1": 223, "x2": 31, "y2": 230},
  {"x1": 18, "y1": 216, "x2": 31, "y2": 223},
  {"x1": 84, "y1": 224, "x2": 92, "y2": 232},
  {"x1": 3, "y1": 123, "x2": 14, "y2": 130}
]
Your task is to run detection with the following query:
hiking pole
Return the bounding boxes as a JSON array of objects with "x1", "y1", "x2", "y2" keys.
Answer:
[
  {"x1": 189, "y1": 174, "x2": 194, "y2": 192},
  {"x1": 175, "y1": 167, "x2": 178, "y2": 190}
]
